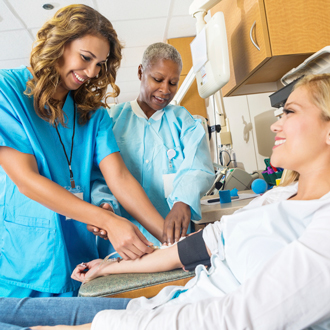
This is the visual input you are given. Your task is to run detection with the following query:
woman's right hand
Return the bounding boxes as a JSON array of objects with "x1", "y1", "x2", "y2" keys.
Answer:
[
  {"x1": 87, "y1": 203, "x2": 154, "y2": 260},
  {"x1": 104, "y1": 214, "x2": 154, "y2": 260}
]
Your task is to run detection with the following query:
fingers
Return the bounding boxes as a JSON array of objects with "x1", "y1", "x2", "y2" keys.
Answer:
[
  {"x1": 86, "y1": 224, "x2": 96, "y2": 233},
  {"x1": 163, "y1": 214, "x2": 175, "y2": 244},
  {"x1": 71, "y1": 263, "x2": 88, "y2": 282},
  {"x1": 107, "y1": 217, "x2": 154, "y2": 261},
  {"x1": 71, "y1": 259, "x2": 104, "y2": 283},
  {"x1": 174, "y1": 221, "x2": 182, "y2": 243},
  {"x1": 163, "y1": 203, "x2": 192, "y2": 244},
  {"x1": 180, "y1": 218, "x2": 190, "y2": 237},
  {"x1": 163, "y1": 217, "x2": 189, "y2": 244},
  {"x1": 135, "y1": 228, "x2": 154, "y2": 251},
  {"x1": 118, "y1": 246, "x2": 142, "y2": 261},
  {"x1": 86, "y1": 224, "x2": 108, "y2": 240},
  {"x1": 117, "y1": 235, "x2": 153, "y2": 261},
  {"x1": 100, "y1": 203, "x2": 113, "y2": 212}
]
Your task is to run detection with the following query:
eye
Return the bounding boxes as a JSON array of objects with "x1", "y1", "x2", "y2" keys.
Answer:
[
  {"x1": 81, "y1": 54, "x2": 91, "y2": 62},
  {"x1": 153, "y1": 77, "x2": 161, "y2": 83},
  {"x1": 283, "y1": 108, "x2": 294, "y2": 115},
  {"x1": 170, "y1": 81, "x2": 178, "y2": 86}
]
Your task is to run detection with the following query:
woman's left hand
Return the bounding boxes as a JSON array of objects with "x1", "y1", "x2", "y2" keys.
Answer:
[
  {"x1": 31, "y1": 324, "x2": 91, "y2": 330},
  {"x1": 163, "y1": 202, "x2": 191, "y2": 244}
]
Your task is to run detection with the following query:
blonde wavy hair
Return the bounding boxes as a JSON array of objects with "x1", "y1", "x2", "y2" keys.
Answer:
[
  {"x1": 280, "y1": 73, "x2": 330, "y2": 186},
  {"x1": 25, "y1": 4, "x2": 122, "y2": 126}
]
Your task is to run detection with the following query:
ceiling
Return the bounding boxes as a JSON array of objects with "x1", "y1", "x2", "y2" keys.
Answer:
[{"x1": 0, "y1": 0, "x2": 209, "y2": 103}]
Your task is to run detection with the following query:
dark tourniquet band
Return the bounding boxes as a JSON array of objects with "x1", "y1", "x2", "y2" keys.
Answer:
[{"x1": 177, "y1": 230, "x2": 211, "y2": 271}]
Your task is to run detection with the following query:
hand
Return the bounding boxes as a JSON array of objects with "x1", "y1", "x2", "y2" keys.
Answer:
[
  {"x1": 31, "y1": 324, "x2": 91, "y2": 330},
  {"x1": 71, "y1": 259, "x2": 103, "y2": 283},
  {"x1": 105, "y1": 213, "x2": 154, "y2": 260},
  {"x1": 86, "y1": 203, "x2": 113, "y2": 240},
  {"x1": 163, "y1": 202, "x2": 191, "y2": 244}
]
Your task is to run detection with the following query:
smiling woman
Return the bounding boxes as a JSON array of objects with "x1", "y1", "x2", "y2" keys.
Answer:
[
  {"x1": 54, "y1": 35, "x2": 110, "y2": 100},
  {"x1": 271, "y1": 75, "x2": 330, "y2": 198},
  {"x1": 0, "y1": 4, "x2": 167, "y2": 298},
  {"x1": 25, "y1": 4, "x2": 121, "y2": 126}
]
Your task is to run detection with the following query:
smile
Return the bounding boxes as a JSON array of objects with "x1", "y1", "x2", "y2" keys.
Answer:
[
  {"x1": 153, "y1": 96, "x2": 167, "y2": 103},
  {"x1": 73, "y1": 72, "x2": 85, "y2": 83},
  {"x1": 274, "y1": 139, "x2": 286, "y2": 146}
]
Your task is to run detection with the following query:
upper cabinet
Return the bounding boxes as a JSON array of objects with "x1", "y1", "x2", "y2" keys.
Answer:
[{"x1": 211, "y1": 0, "x2": 330, "y2": 96}]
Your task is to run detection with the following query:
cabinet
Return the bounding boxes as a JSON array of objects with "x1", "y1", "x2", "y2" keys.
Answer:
[
  {"x1": 167, "y1": 37, "x2": 208, "y2": 118},
  {"x1": 211, "y1": 0, "x2": 330, "y2": 96}
]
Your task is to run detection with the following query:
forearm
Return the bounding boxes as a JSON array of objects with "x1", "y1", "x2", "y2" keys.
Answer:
[
  {"x1": 99, "y1": 245, "x2": 181, "y2": 276},
  {"x1": 100, "y1": 154, "x2": 164, "y2": 241},
  {"x1": 20, "y1": 171, "x2": 111, "y2": 228},
  {"x1": 0, "y1": 147, "x2": 111, "y2": 229},
  {"x1": 116, "y1": 177, "x2": 164, "y2": 239}
]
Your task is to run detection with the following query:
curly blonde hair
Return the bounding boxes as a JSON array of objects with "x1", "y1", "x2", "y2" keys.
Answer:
[
  {"x1": 25, "y1": 4, "x2": 122, "y2": 126},
  {"x1": 280, "y1": 73, "x2": 330, "y2": 186}
]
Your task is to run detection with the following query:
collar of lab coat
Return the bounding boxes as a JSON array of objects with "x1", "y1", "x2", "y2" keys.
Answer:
[{"x1": 130, "y1": 100, "x2": 164, "y2": 121}]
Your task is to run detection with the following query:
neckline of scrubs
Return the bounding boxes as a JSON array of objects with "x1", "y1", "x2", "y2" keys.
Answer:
[{"x1": 131, "y1": 99, "x2": 164, "y2": 121}]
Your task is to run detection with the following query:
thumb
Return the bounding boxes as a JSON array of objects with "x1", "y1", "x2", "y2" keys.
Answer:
[
  {"x1": 87, "y1": 224, "x2": 99, "y2": 233},
  {"x1": 100, "y1": 203, "x2": 112, "y2": 210}
]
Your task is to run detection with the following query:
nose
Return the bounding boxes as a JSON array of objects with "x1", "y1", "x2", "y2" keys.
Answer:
[
  {"x1": 84, "y1": 64, "x2": 100, "y2": 79},
  {"x1": 270, "y1": 115, "x2": 283, "y2": 133},
  {"x1": 159, "y1": 81, "x2": 170, "y2": 95}
]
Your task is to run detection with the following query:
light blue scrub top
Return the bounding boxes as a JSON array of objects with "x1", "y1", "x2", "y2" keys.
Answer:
[
  {"x1": 0, "y1": 66, "x2": 119, "y2": 293},
  {"x1": 92, "y1": 100, "x2": 214, "y2": 257}
]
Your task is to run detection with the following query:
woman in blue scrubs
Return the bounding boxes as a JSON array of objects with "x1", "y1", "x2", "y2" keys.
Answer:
[
  {"x1": 92, "y1": 43, "x2": 214, "y2": 257},
  {"x1": 0, "y1": 4, "x2": 164, "y2": 298}
]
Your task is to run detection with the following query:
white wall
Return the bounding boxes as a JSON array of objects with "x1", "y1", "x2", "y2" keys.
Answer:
[{"x1": 206, "y1": 91, "x2": 277, "y2": 174}]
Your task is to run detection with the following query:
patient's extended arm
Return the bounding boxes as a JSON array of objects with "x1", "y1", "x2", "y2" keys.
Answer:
[
  {"x1": 72, "y1": 230, "x2": 212, "y2": 283},
  {"x1": 72, "y1": 244, "x2": 183, "y2": 283}
]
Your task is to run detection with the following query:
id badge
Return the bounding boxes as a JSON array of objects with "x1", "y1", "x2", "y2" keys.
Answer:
[
  {"x1": 163, "y1": 173, "x2": 176, "y2": 198},
  {"x1": 65, "y1": 185, "x2": 84, "y2": 220}
]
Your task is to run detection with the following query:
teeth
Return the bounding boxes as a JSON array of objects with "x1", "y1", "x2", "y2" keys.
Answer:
[
  {"x1": 275, "y1": 139, "x2": 286, "y2": 146},
  {"x1": 155, "y1": 96, "x2": 165, "y2": 101},
  {"x1": 74, "y1": 72, "x2": 85, "y2": 82}
]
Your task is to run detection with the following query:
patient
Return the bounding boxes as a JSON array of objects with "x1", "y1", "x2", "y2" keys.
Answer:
[{"x1": 1, "y1": 74, "x2": 330, "y2": 329}]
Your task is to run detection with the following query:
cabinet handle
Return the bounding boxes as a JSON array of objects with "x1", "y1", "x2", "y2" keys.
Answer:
[{"x1": 249, "y1": 21, "x2": 260, "y2": 51}]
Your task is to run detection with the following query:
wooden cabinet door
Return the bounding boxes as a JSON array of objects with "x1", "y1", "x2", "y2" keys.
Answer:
[
  {"x1": 265, "y1": 0, "x2": 330, "y2": 56},
  {"x1": 211, "y1": 0, "x2": 271, "y2": 96}
]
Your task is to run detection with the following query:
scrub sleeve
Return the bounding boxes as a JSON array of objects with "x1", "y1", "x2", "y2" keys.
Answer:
[{"x1": 0, "y1": 67, "x2": 119, "y2": 296}]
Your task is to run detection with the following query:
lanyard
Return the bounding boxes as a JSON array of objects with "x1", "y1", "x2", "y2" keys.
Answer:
[{"x1": 55, "y1": 105, "x2": 76, "y2": 188}]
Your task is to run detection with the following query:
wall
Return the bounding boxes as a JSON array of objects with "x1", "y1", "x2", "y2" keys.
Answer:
[{"x1": 206, "y1": 90, "x2": 277, "y2": 174}]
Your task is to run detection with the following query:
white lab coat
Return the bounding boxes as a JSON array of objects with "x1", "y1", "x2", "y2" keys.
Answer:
[{"x1": 91, "y1": 182, "x2": 330, "y2": 330}]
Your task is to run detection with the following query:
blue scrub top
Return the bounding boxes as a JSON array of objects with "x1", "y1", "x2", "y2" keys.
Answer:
[{"x1": 0, "y1": 66, "x2": 119, "y2": 293}]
